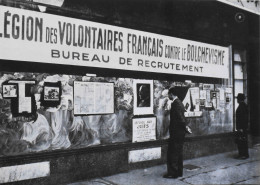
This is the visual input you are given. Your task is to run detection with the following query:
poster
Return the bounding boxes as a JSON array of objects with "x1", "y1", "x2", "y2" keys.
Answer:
[
  {"x1": 205, "y1": 90, "x2": 212, "y2": 108},
  {"x1": 2, "y1": 85, "x2": 17, "y2": 98},
  {"x1": 132, "y1": 117, "x2": 156, "y2": 143},
  {"x1": 3, "y1": 80, "x2": 36, "y2": 116},
  {"x1": 44, "y1": 87, "x2": 60, "y2": 101},
  {"x1": 182, "y1": 87, "x2": 202, "y2": 117},
  {"x1": 190, "y1": 87, "x2": 200, "y2": 111},
  {"x1": 200, "y1": 90, "x2": 207, "y2": 100},
  {"x1": 133, "y1": 80, "x2": 154, "y2": 115},
  {"x1": 74, "y1": 81, "x2": 114, "y2": 115},
  {"x1": 40, "y1": 81, "x2": 62, "y2": 108}
]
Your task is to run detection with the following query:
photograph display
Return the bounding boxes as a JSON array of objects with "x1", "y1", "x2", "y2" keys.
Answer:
[
  {"x1": 41, "y1": 81, "x2": 62, "y2": 108},
  {"x1": 2, "y1": 85, "x2": 17, "y2": 98},
  {"x1": 133, "y1": 80, "x2": 153, "y2": 115},
  {"x1": 132, "y1": 117, "x2": 156, "y2": 143},
  {"x1": 74, "y1": 81, "x2": 114, "y2": 115},
  {"x1": 44, "y1": 87, "x2": 60, "y2": 101}
]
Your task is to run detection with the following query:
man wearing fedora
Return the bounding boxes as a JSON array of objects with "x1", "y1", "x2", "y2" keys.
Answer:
[{"x1": 235, "y1": 93, "x2": 249, "y2": 159}]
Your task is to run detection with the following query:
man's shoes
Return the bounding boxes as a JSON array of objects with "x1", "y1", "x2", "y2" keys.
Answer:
[
  {"x1": 234, "y1": 155, "x2": 249, "y2": 160},
  {"x1": 240, "y1": 156, "x2": 249, "y2": 160},
  {"x1": 163, "y1": 174, "x2": 179, "y2": 179}
]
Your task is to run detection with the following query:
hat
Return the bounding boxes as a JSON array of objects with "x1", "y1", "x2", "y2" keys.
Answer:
[{"x1": 236, "y1": 93, "x2": 246, "y2": 100}]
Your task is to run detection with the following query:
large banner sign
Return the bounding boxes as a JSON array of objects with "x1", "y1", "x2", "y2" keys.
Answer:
[{"x1": 0, "y1": 5, "x2": 229, "y2": 78}]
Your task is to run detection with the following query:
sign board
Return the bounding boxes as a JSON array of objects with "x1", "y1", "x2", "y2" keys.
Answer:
[
  {"x1": 132, "y1": 117, "x2": 156, "y2": 142},
  {"x1": 0, "y1": 5, "x2": 229, "y2": 78},
  {"x1": 34, "y1": 0, "x2": 64, "y2": 7},
  {"x1": 217, "y1": 0, "x2": 260, "y2": 15}
]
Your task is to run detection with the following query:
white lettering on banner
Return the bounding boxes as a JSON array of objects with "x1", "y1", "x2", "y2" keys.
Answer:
[{"x1": 0, "y1": 5, "x2": 229, "y2": 78}]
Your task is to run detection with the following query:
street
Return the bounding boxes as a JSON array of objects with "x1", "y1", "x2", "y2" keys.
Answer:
[{"x1": 68, "y1": 145, "x2": 260, "y2": 185}]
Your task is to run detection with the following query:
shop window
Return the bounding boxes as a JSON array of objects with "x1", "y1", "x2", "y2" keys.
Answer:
[{"x1": 0, "y1": 72, "x2": 233, "y2": 157}]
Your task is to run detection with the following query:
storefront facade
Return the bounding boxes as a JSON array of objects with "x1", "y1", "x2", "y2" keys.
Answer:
[{"x1": 0, "y1": 0, "x2": 259, "y2": 184}]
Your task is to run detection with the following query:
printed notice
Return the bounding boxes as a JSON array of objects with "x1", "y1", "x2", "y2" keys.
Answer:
[
  {"x1": 132, "y1": 117, "x2": 156, "y2": 142},
  {"x1": 74, "y1": 81, "x2": 114, "y2": 115}
]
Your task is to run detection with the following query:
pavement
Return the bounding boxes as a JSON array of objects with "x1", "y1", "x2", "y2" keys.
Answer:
[{"x1": 68, "y1": 145, "x2": 260, "y2": 185}]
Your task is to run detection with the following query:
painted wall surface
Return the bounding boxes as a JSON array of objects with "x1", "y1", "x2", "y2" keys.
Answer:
[
  {"x1": 0, "y1": 72, "x2": 233, "y2": 156},
  {"x1": 0, "y1": 162, "x2": 50, "y2": 183}
]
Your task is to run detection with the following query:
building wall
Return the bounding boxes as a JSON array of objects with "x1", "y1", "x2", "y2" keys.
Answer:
[
  {"x1": 0, "y1": 0, "x2": 259, "y2": 184},
  {"x1": 0, "y1": 133, "x2": 236, "y2": 185}
]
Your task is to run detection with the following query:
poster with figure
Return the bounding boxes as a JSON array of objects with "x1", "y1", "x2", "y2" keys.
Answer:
[
  {"x1": 183, "y1": 87, "x2": 203, "y2": 117},
  {"x1": 133, "y1": 80, "x2": 153, "y2": 115},
  {"x1": 74, "y1": 81, "x2": 114, "y2": 115},
  {"x1": 41, "y1": 82, "x2": 62, "y2": 108},
  {"x1": 2, "y1": 85, "x2": 17, "y2": 98},
  {"x1": 44, "y1": 87, "x2": 60, "y2": 101},
  {"x1": 132, "y1": 117, "x2": 156, "y2": 142}
]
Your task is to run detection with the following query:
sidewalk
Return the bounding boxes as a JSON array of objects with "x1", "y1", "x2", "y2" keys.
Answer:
[{"x1": 68, "y1": 145, "x2": 260, "y2": 185}]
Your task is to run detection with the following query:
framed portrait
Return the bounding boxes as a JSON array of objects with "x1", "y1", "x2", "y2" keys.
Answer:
[
  {"x1": 41, "y1": 81, "x2": 62, "y2": 107},
  {"x1": 73, "y1": 81, "x2": 114, "y2": 115},
  {"x1": 132, "y1": 116, "x2": 156, "y2": 143},
  {"x1": 133, "y1": 79, "x2": 153, "y2": 115},
  {"x1": 44, "y1": 87, "x2": 60, "y2": 101},
  {"x1": 2, "y1": 84, "x2": 18, "y2": 98}
]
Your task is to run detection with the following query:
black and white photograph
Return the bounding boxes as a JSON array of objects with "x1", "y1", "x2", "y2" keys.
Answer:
[
  {"x1": 44, "y1": 87, "x2": 60, "y2": 101},
  {"x1": 2, "y1": 84, "x2": 17, "y2": 98},
  {"x1": 137, "y1": 83, "x2": 151, "y2": 107},
  {"x1": 133, "y1": 79, "x2": 153, "y2": 115},
  {"x1": 0, "y1": 0, "x2": 259, "y2": 185},
  {"x1": 40, "y1": 81, "x2": 62, "y2": 108}
]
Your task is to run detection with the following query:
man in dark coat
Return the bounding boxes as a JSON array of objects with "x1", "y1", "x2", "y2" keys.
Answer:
[
  {"x1": 163, "y1": 86, "x2": 187, "y2": 179},
  {"x1": 235, "y1": 93, "x2": 249, "y2": 159}
]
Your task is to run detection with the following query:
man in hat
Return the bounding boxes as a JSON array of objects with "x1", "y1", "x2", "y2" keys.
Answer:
[{"x1": 235, "y1": 93, "x2": 249, "y2": 159}]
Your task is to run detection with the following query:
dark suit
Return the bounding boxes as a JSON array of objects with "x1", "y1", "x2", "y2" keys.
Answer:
[
  {"x1": 236, "y1": 102, "x2": 249, "y2": 157},
  {"x1": 167, "y1": 98, "x2": 186, "y2": 176}
]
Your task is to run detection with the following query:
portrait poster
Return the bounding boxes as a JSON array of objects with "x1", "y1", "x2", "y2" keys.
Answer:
[
  {"x1": 40, "y1": 81, "x2": 62, "y2": 108},
  {"x1": 74, "y1": 81, "x2": 114, "y2": 115},
  {"x1": 44, "y1": 87, "x2": 60, "y2": 101},
  {"x1": 133, "y1": 80, "x2": 153, "y2": 115},
  {"x1": 132, "y1": 117, "x2": 156, "y2": 143}
]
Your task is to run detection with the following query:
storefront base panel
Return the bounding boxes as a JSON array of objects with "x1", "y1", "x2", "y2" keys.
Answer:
[{"x1": 1, "y1": 133, "x2": 236, "y2": 185}]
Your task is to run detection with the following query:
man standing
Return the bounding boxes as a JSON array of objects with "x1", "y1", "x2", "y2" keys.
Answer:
[
  {"x1": 235, "y1": 93, "x2": 249, "y2": 159},
  {"x1": 164, "y1": 86, "x2": 186, "y2": 179}
]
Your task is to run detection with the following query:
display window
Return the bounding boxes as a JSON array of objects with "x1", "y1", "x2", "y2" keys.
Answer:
[{"x1": 0, "y1": 72, "x2": 233, "y2": 156}]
